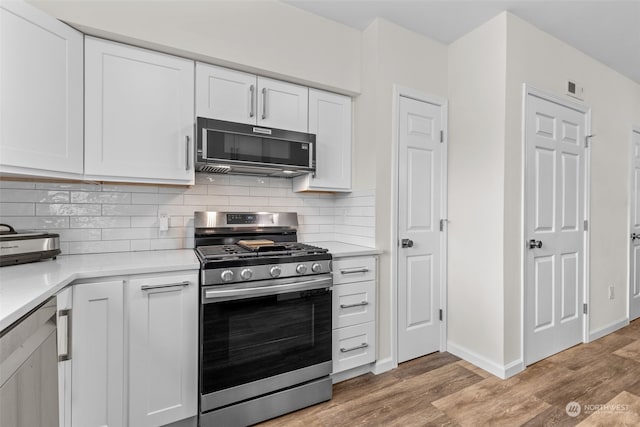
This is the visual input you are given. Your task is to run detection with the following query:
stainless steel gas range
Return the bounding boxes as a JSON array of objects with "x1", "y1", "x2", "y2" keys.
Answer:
[{"x1": 194, "y1": 211, "x2": 333, "y2": 427}]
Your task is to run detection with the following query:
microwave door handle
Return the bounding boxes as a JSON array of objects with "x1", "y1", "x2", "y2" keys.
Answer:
[{"x1": 261, "y1": 88, "x2": 267, "y2": 120}]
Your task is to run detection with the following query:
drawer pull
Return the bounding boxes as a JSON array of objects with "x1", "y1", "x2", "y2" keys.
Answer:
[
  {"x1": 340, "y1": 301, "x2": 369, "y2": 309},
  {"x1": 141, "y1": 281, "x2": 189, "y2": 291},
  {"x1": 340, "y1": 343, "x2": 369, "y2": 353},
  {"x1": 340, "y1": 268, "x2": 369, "y2": 275}
]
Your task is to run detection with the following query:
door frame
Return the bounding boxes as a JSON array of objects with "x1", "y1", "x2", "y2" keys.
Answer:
[
  {"x1": 391, "y1": 85, "x2": 448, "y2": 367},
  {"x1": 521, "y1": 84, "x2": 592, "y2": 366},
  {"x1": 630, "y1": 125, "x2": 640, "y2": 320}
]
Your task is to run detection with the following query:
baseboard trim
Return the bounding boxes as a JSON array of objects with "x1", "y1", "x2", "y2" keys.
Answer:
[
  {"x1": 371, "y1": 357, "x2": 395, "y2": 375},
  {"x1": 588, "y1": 317, "x2": 629, "y2": 342},
  {"x1": 331, "y1": 363, "x2": 374, "y2": 383},
  {"x1": 447, "y1": 341, "x2": 524, "y2": 379}
]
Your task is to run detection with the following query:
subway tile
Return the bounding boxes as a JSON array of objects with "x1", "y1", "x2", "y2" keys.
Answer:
[
  {"x1": 0, "y1": 189, "x2": 69, "y2": 203},
  {"x1": 131, "y1": 216, "x2": 158, "y2": 228},
  {"x1": 160, "y1": 205, "x2": 206, "y2": 216},
  {"x1": 157, "y1": 185, "x2": 187, "y2": 194},
  {"x1": 102, "y1": 227, "x2": 158, "y2": 240},
  {"x1": 102, "y1": 204, "x2": 158, "y2": 216},
  {"x1": 58, "y1": 242, "x2": 70, "y2": 255},
  {"x1": 181, "y1": 185, "x2": 209, "y2": 195},
  {"x1": 268, "y1": 197, "x2": 302, "y2": 207},
  {"x1": 131, "y1": 239, "x2": 151, "y2": 251},
  {"x1": 0, "y1": 202, "x2": 35, "y2": 216},
  {"x1": 102, "y1": 184, "x2": 158, "y2": 193},
  {"x1": 68, "y1": 240, "x2": 130, "y2": 255},
  {"x1": 269, "y1": 177, "x2": 292, "y2": 188},
  {"x1": 209, "y1": 185, "x2": 250, "y2": 196},
  {"x1": 35, "y1": 182, "x2": 100, "y2": 191},
  {"x1": 131, "y1": 193, "x2": 184, "y2": 205},
  {"x1": 169, "y1": 216, "x2": 185, "y2": 227},
  {"x1": 343, "y1": 216, "x2": 376, "y2": 227},
  {"x1": 36, "y1": 204, "x2": 101, "y2": 216},
  {"x1": 159, "y1": 227, "x2": 191, "y2": 239},
  {"x1": 196, "y1": 173, "x2": 230, "y2": 185},
  {"x1": 300, "y1": 215, "x2": 334, "y2": 225},
  {"x1": 183, "y1": 194, "x2": 229, "y2": 206},
  {"x1": 149, "y1": 238, "x2": 184, "y2": 250},
  {"x1": 0, "y1": 216, "x2": 69, "y2": 230},
  {"x1": 228, "y1": 196, "x2": 268, "y2": 206},
  {"x1": 0, "y1": 180, "x2": 36, "y2": 189},
  {"x1": 57, "y1": 229, "x2": 102, "y2": 242},
  {"x1": 70, "y1": 216, "x2": 131, "y2": 228},
  {"x1": 71, "y1": 191, "x2": 131, "y2": 204},
  {"x1": 229, "y1": 175, "x2": 268, "y2": 187}
]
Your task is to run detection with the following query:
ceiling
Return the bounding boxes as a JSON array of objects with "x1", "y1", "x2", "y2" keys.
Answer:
[{"x1": 284, "y1": 0, "x2": 640, "y2": 84}]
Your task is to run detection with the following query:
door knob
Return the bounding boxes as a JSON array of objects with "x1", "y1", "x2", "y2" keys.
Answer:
[
  {"x1": 528, "y1": 239, "x2": 543, "y2": 249},
  {"x1": 632, "y1": 233, "x2": 640, "y2": 241},
  {"x1": 401, "y1": 239, "x2": 414, "y2": 248}
]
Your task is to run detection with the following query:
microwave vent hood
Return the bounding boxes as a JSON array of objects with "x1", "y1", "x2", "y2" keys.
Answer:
[{"x1": 196, "y1": 117, "x2": 316, "y2": 178}]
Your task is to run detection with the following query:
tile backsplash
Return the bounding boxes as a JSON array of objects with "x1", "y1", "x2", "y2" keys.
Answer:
[{"x1": 0, "y1": 174, "x2": 375, "y2": 255}]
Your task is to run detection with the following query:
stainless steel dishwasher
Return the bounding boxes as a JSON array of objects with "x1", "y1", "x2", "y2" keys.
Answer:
[{"x1": 0, "y1": 297, "x2": 59, "y2": 427}]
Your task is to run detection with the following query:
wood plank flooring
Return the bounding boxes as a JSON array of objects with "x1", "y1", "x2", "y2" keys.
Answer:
[{"x1": 257, "y1": 319, "x2": 640, "y2": 426}]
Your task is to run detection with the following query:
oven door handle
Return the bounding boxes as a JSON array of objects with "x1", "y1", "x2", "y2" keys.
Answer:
[{"x1": 203, "y1": 276, "x2": 332, "y2": 302}]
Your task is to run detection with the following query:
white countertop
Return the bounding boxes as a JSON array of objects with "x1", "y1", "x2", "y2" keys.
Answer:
[
  {"x1": 0, "y1": 249, "x2": 199, "y2": 332},
  {"x1": 309, "y1": 241, "x2": 381, "y2": 258}
]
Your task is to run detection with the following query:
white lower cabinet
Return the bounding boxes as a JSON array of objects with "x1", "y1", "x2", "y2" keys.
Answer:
[
  {"x1": 127, "y1": 274, "x2": 198, "y2": 427},
  {"x1": 331, "y1": 256, "x2": 377, "y2": 377},
  {"x1": 72, "y1": 280, "x2": 125, "y2": 427},
  {"x1": 68, "y1": 271, "x2": 198, "y2": 427}
]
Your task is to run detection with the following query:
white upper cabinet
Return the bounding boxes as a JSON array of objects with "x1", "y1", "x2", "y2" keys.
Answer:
[
  {"x1": 85, "y1": 37, "x2": 195, "y2": 184},
  {"x1": 195, "y1": 63, "x2": 256, "y2": 125},
  {"x1": 0, "y1": 0, "x2": 83, "y2": 178},
  {"x1": 293, "y1": 89, "x2": 352, "y2": 192},
  {"x1": 196, "y1": 63, "x2": 308, "y2": 132},
  {"x1": 257, "y1": 77, "x2": 308, "y2": 132}
]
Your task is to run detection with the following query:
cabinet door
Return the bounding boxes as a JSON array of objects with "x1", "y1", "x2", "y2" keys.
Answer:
[
  {"x1": 85, "y1": 37, "x2": 195, "y2": 184},
  {"x1": 127, "y1": 273, "x2": 198, "y2": 427},
  {"x1": 332, "y1": 322, "x2": 376, "y2": 374},
  {"x1": 257, "y1": 77, "x2": 308, "y2": 132},
  {"x1": 72, "y1": 281, "x2": 124, "y2": 427},
  {"x1": 0, "y1": 1, "x2": 83, "y2": 178},
  {"x1": 195, "y1": 62, "x2": 256, "y2": 125},
  {"x1": 293, "y1": 89, "x2": 351, "y2": 192}
]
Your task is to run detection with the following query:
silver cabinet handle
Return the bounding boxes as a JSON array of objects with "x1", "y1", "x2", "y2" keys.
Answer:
[
  {"x1": 249, "y1": 84, "x2": 255, "y2": 118},
  {"x1": 58, "y1": 309, "x2": 71, "y2": 362},
  {"x1": 261, "y1": 88, "x2": 267, "y2": 120},
  {"x1": 340, "y1": 301, "x2": 369, "y2": 309},
  {"x1": 141, "y1": 281, "x2": 189, "y2": 291},
  {"x1": 340, "y1": 268, "x2": 369, "y2": 275},
  {"x1": 340, "y1": 343, "x2": 369, "y2": 353},
  {"x1": 185, "y1": 136, "x2": 191, "y2": 171}
]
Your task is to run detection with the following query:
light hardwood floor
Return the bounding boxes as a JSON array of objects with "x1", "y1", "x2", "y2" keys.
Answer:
[{"x1": 258, "y1": 319, "x2": 640, "y2": 426}]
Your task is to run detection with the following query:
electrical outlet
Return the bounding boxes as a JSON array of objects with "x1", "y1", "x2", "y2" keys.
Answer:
[
  {"x1": 159, "y1": 213, "x2": 169, "y2": 232},
  {"x1": 608, "y1": 285, "x2": 614, "y2": 300}
]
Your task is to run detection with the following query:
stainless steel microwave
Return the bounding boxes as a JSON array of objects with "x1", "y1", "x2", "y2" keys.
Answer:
[{"x1": 195, "y1": 117, "x2": 316, "y2": 177}]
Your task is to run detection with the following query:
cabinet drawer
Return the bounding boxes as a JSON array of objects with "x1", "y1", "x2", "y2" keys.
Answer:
[
  {"x1": 333, "y1": 281, "x2": 375, "y2": 328},
  {"x1": 332, "y1": 322, "x2": 375, "y2": 374},
  {"x1": 332, "y1": 257, "x2": 376, "y2": 284}
]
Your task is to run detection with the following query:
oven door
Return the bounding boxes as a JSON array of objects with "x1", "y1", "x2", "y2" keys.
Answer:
[{"x1": 200, "y1": 275, "x2": 332, "y2": 413}]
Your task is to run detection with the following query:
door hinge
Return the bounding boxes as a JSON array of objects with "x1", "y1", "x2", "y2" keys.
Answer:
[
  {"x1": 583, "y1": 303, "x2": 588, "y2": 314},
  {"x1": 440, "y1": 130, "x2": 444, "y2": 143},
  {"x1": 439, "y1": 219, "x2": 448, "y2": 232},
  {"x1": 439, "y1": 309, "x2": 443, "y2": 321},
  {"x1": 584, "y1": 220, "x2": 588, "y2": 231}
]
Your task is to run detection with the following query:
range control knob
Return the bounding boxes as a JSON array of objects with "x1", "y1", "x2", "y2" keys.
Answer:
[
  {"x1": 240, "y1": 268, "x2": 253, "y2": 280},
  {"x1": 270, "y1": 266, "x2": 282, "y2": 278},
  {"x1": 311, "y1": 263, "x2": 322, "y2": 273},
  {"x1": 221, "y1": 270, "x2": 234, "y2": 282},
  {"x1": 296, "y1": 264, "x2": 308, "y2": 274}
]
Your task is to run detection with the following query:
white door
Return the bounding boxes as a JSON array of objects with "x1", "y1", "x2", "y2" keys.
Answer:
[
  {"x1": 0, "y1": 0, "x2": 83, "y2": 177},
  {"x1": 524, "y1": 91, "x2": 587, "y2": 365},
  {"x1": 630, "y1": 129, "x2": 640, "y2": 320},
  {"x1": 72, "y1": 281, "x2": 124, "y2": 427},
  {"x1": 257, "y1": 77, "x2": 308, "y2": 132},
  {"x1": 127, "y1": 274, "x2": 198, "y2": 427},
  {"x1": 84, "y1": 37, "x2": 194, "y2": 184},
  {"x1": 397, "y1": 96, "x2": 444, "y2": 363},
  {"x1": 195, "y1": 62, "x2": 257, "y2": 125}
]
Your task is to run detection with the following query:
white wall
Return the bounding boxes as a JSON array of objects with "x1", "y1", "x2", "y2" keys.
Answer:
[
  {"x1": 28, "y1": 0, "x2": 361, "y2": 94},
  {"x1": 447, "y1": 13, "x2": 508, "y2": 367},
  {"x1": 354, "y1": 18, "x2": 448, "y2": 364},
  {"x1": 504, "y1": 13, "x2": 640, "y2": 361}
]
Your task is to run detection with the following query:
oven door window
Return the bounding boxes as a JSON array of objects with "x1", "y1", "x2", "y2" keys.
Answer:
[
  {"x1": 205, "y1": 130, "x2": 311, "y2": 167},
  {"x1": 201, "y1": 288, "x2": 331, "y2": 394}
]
